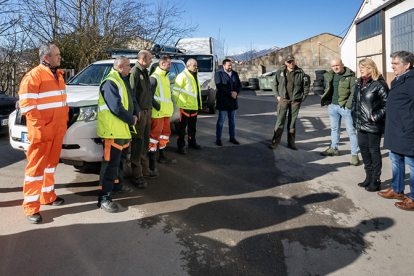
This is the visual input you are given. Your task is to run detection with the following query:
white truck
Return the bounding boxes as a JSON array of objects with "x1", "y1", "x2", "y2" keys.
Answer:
[
  {"x1": 9, "y1": 48, "x2": 185, "y2": 171},
  {"x1": 175, "y1": 37, "x2": 225, "y2": 114}
]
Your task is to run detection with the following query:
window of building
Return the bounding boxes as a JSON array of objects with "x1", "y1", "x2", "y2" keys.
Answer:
[
  {"x1": 357, "y1": 12, "x2": 382, "y2": 42},
  {"x1": 391, "y1": 8, "x2": 414, "y2": 53}
]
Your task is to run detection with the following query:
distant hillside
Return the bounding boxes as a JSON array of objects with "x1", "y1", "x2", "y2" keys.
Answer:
[{"x1": 229, "y1": 46, "x2": 280, "y2": 61}]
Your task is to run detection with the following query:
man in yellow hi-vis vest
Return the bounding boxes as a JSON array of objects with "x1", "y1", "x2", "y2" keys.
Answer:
[
  {"x1": 173, "y1": 59, "x2": 202, "y2": 154},
  {"x1": 97, "y1": 56, "x2": 139, "y2": 213},
  {"x1": 148, "y1": 55, "x2": 176, "y2": 170}
]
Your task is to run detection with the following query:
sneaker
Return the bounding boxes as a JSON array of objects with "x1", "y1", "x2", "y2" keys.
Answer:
[
  {"x1": 350, "y1": 154, "x2": 360, "y2": 166},
  {"x1": 320, "y1": 147, "x2": 340, "y2": 156},
  {"x1": 132, "y1": 177, "x2": 148, "y2": 189},
  {"x1": 27, "y1": 212, "x2": 42, "y2": 224},
  {"x1": 46, "y1": 196, "x2": 65, "y2": 206},
  {"x1": 100, "y1": 201, "x2": 119, "y2": 213}
]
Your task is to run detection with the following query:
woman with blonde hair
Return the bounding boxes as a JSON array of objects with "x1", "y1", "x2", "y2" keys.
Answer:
[{"x1": 351, "y1": 58, "x2": 389, "y2": 192}]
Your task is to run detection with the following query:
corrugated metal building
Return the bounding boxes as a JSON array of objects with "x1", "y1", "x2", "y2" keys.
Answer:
[{"x1": 341, "y1": 0, "x2": 414, "y2": 83}]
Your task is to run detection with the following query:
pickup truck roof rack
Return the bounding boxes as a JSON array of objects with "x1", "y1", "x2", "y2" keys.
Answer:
[{"x1": 104, "y1": 45, "x2": 186, "y2": 59}]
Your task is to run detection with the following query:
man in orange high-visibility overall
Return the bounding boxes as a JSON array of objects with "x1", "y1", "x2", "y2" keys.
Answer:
[{"x1": 18, "y1": 44, "x2": 68, "y2": 224}]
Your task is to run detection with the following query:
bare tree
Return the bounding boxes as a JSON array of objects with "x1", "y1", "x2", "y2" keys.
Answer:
[{"x1": 143, "y1": 0, "x2": 198, "y2": 47}]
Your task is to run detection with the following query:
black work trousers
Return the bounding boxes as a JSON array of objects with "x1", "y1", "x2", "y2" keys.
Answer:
[
  {"x1": 98, "y1": 138, "x2": 130, "y2": 204},
  {"x1": 177, "y1": 109, "x2": 198, "y2": 149},
  {"x1": 357, "y1": 130, "x2": 382, "y2": 179}
]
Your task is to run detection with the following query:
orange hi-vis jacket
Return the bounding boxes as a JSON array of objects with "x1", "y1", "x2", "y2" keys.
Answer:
[{"x1": 19, "y1": 64, "x2": 68, "y2": 216}]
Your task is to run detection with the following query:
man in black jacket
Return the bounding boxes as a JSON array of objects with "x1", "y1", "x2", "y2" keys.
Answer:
[
  {"x1": 379, "y1": 51, "x2": 414, "y2": 211},
  {"x1": 215, "y1": 59, "x2": 242, "y2": 146},
  {"x1": 270, "y1": 55, "x2": 309, "y2": 150}
]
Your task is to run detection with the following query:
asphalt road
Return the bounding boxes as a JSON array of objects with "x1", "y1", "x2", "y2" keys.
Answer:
[{"x1": 0, "y1": 90, "x2": 412, "y2": 276}]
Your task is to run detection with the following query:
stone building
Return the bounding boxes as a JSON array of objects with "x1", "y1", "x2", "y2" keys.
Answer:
[{"x1": 234, "y1": 33, "x2": 342, "y2": 82}]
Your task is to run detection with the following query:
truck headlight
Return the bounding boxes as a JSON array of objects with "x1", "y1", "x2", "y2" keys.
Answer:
[
  {"x1": 77, "y1": 106, "x2": 98, "y2": 122},
  {"x1": 201, "y1": 80, "x2": 210, "y2": 90}
]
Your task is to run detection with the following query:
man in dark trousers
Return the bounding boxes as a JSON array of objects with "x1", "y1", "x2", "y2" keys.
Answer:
[
  {"x1": 173, "y1": 58, "x2": 202, "y2": 154},
  {"x1": 97, "y1": 56, "x2": 139, "y2": 213},
  {"x1": 270, "y1": 55, "x2": 309, "y2": 150},
  {"x1": 215, "y1": 59, "x2": 242, "y2": 146},
  {"x1": 130, "y1": 50, "x2": 158, "y2": 189},
  {"x1": 379, "y1": 51, "x2": 414, "y2": 211}
]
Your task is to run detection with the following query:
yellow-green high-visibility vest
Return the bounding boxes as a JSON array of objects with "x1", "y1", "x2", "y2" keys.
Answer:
[
  {"x1": 97, "y1": 68, "x2": 132, "y2": 138},
  {"x1": 150, "y1": 66, "x2": 173, "y2": 118},
  {"x1": 172, "y1": 68, "x2": 201, "y2": 110}
]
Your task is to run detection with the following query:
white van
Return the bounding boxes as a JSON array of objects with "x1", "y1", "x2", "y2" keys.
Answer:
[
  {"x1": 175, "y1": 37, "x2": 225, "y2": 114},
  {"x1": 9, "y1": 56, "x2": 185, "y2": 170}
]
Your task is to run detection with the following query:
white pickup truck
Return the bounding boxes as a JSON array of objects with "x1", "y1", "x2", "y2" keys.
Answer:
[{"x1": 9, "y1": 57, "x2": 185, "y2": 170}]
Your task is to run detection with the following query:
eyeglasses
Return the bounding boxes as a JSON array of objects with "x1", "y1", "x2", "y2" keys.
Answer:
[{"x1": 286, "y1": 60, "x2": 295, "y2": 64}]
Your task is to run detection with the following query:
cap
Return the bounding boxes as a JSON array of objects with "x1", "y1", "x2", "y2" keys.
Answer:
[{"x1": 285, "y1": 55, "x2": 295, "y2": 62}]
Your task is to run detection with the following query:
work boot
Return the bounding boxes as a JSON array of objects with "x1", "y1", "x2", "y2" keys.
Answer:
[
  {"x1": 216, "y1": 139, "x2": 223, "y2": 146},
  {"x1": 158, "y1": 149, "x2": 177, "y2": 164},
  {"x1": 320, "y1": 147, "x2": 340, "y2": 156},
  {"x1": 148, "y1": 151, "x2": 156, "y2": 171},
  {"x1": 46, "y1": 196, "x2": 65, "y2": 206},
  {"x1": 229, "y1": 138, "x2": 240, "y2": 145},
  {"x1": 270, "y1": 129, "x2": 283, "y2": 149},
  {"x1": 132, "y1": 176, "x2": 148, "y2": 189},
  {"x1": 287, "y1": 129, "x2": 298, "y2": 150},
  {"x1": 188, "y1": 143, "x2": 202, "y2": 150},
  {"x1": 358, "y1": 173, "x2": 372, "y2": 187},
  {"x1": 143, "y1": 168, "x2": 159, "y2": 179},
  {"x1": 100, "y1": 201, "x2": 119, "y2": 213},
  {"x1": 287, "y1": 144, "x2": 298, "y2": 150},
  {"x1": 27, "y1": 212, "x2": 42, "y2": 224},
  {"x1": 350, "y1": 155, "x2": 360, "y2": 166},
  {"x1": 269, "y1": 143, "x2": 278, "y2": 150},
  {"x1": 178, "y1": 147, "x2": 187, "y2": 155},
  {"x1": 365, "y1": 178, "x2": 381, "y2": 192},
  {"x1": 113, "y1": 185, "x2": 133, "y2": 194}
]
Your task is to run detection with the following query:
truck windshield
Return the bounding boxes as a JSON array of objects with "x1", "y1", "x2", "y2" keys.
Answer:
[
  {"x1": 68, "y1": 64, "x2": 114, "y2": 86},
  {"x1": 177, "y1": 55, "x2": 213, "y2": 72}
]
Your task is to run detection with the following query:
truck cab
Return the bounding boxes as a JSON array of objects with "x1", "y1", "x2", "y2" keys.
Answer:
[{"x1": 175, "y1": 37, "x2": 225, "y2": 114}]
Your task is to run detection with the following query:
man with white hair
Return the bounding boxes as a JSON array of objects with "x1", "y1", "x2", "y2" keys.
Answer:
[
  {"x1": 97, "y1": 56, "x2": 139, "y2": 213},
  {"x1": 173, "y1": 58, "x2": 202, "y2": 154}
]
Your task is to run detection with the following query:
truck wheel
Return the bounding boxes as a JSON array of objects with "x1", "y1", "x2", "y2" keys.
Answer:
[{"x1": 209, "y1": 105, "x2": 216, "y2": 114}]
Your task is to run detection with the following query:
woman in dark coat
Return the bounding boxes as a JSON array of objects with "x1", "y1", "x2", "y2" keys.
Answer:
[{"x1": 351, "y1": 58, "x2": 389, "y2": 192}]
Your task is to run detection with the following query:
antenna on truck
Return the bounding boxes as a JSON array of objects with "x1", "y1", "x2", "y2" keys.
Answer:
[{"x1": 104, "y1": 45, "x2": 186, "y2": 59}]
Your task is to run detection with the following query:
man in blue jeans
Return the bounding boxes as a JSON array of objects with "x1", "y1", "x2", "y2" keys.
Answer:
[
  {"x1": 379, "y1": 51, "x2": 414, "y2": 211},
  {"x1": 320, "y1": 58, "x2": 360, "y2": 166},
  {"x1": 215, "y1": 59, "x2": 242, "y2": 146}
]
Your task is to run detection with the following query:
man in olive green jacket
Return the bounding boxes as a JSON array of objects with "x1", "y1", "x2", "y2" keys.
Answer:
[
  {"x1": 130, "y1": 50, "x2": 158, "y2": 189},
  {"x1": 320, "y1": 58, "x2": 360, "y2": 166},
  {"x1": 270, "y1": 55, "x2": 309, "y2": 150}
]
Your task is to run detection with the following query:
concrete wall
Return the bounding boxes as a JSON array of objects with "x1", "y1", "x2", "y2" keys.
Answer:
[{"x1": 235, "y1": 33, "x2": 342, "y2": 82}]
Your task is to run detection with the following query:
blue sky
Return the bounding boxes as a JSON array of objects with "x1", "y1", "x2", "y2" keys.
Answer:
[{"x1": 182, "y1": 0, "x2": 363, "y2": 54}]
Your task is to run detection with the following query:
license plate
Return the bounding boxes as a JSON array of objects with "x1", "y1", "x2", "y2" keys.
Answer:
[
  {"x1": 22, "y1": 132, "x2": 30, "y2": 143},
  {"x1": 1, "y1": 119, "x2": 7, "y2": 126}
]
